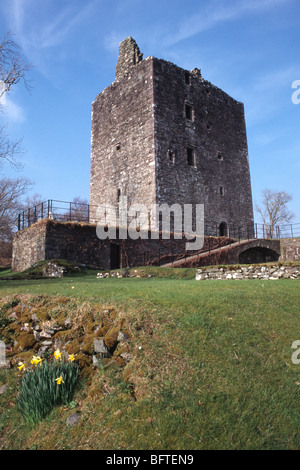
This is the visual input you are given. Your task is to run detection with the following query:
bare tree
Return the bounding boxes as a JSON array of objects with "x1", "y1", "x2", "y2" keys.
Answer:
[
  {"x1": 0, "y1": 177, "x2": 33, "y2": 265},
  {"x1": 0, "y1": 32, "x2": 32, "y2": 170},
  {"x1": 66, "y1": 196, "x2": 89, "y2": 222},
  {"x1": 0, "y1": 177, "x2": 33, "y2": 240},
  {"x1": 0, "y1": 32, "x2": 32, "y2": 98},
  {"x1": 255, "y1": 189, "x2": 294, "y2": 238},
  {"x1": 21, "y1": 192, "x2": 45, "y2": 226},
  {"x1": 0, "y1": 33, "x2": 33, "y2": 266},
  {"x1": 0, "y1": 125, "x2": 24, "y2": 170}
]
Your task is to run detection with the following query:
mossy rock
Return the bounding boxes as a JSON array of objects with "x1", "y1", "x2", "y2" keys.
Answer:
[
  {"x1": 1, "y1": 322, "x2": 20, "y2": 342},
  {"x1": 104, "y1": 326, "x2": 120, "y2": 350},
  {"x1": 82, "y1": 315, "x2": 97, "y2": 335},
  {"x1": 65, "y1": 338, "x2": 83, "y2": 356},
  {"x1": 32, "y1": 307, "x2": 51, "y2": 322},
  {"x1": 53, "y1": 329, "x2": 76, "y2": 342},
  {"x1": 81, "y1": 334, "x2": 94, "y2": 355},
  {"x1": 94, "y1": 324, "x2": 110, "y2": 338},
  {"x1": 15, "y1": 332, "x2": 37, "y2": 351},
  {"x1": 10, "y1": 350, "x2": 33, "y2": 367},
  {"x1": 18, "y1": 311, "x2": 32, "y2": 325},
  {"x1": 74, "y1": 352, "x2": 92, "y2": 373}
]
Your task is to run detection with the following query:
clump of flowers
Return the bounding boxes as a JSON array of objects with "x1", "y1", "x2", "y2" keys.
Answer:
[{"x1": 16, "y1": 349, "x2": 80, "y2": 424}]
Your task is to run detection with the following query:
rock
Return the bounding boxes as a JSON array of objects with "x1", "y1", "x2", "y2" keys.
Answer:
[
  {"x1": 66, "y1": 413, "x2": 81, "y2": 427},
  {"x1": 21, "y1": 323, "x2": 30, "y2": 331},
  {"x1": 94, "y1": 338, "x2": 109, "y2": 356},
  {"x1": 195, "y1": 264, "x2": 300, "y2": 280},
  {"x1": 97, "y1": 272, "x2": 110, "y2": 278},
  {"x1": 8, "y1": 312, "x2": 17, "y2": 320},
  {"x1": 31, "y1": 314, "x2": 41, "y2": 331},
  {"x1": 41, "y1": 340, "x2": 52, "y2": 347},
  {"x1": 0, "y1": 383, "x2": 8, "y2": 394},
  {"x1": 120, "y1": 352, "x2": 133, "y2": 363},
  {"x1": 40, "y1": 329, "x2": 54, "y2": 339},
  {"x1": 64, "y1": 317, "x2": 72, "y2": 328},
  {"x1": 117, "y1": 331, "x2": 129, "y2": 342},
  {"x1": 104, "y1": 327, "x2": 120, "y2": 349},
  {"x1": 33, "y1": 330, "x2": 41, "y2": 341},
  {"x1": 43, "y1": 262, "x2": 66, "y2": 278},
  {"x1": 38, "y1": 343, "x2": 52, "y2": 355},
  {"x1": 92, "y1": 355, "x2": 99, "y2": 367},
  {"x1": 20, "y1": 302, "x2": 26, "y2": 313}
]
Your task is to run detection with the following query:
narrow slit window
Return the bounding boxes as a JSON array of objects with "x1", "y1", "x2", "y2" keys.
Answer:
[
  {"x1": 220, "y1": 186, "x2": 224, "y2": 196},
  {"x1": 116, "y1": 143, "x2": 121, "y2": 151},
  {"x1": 187, "y1": 147, "x2": 195, "y2": 167},
  {"x1": 185, "y1": 72, "x2": 191, "y2": 85},
  {"x1": 185, "y1": 103, "x2": 193, "y2": 121},
  {"x1": 218, "y1": 153, "x2": 223, "y2": 161},
  {"x1": 168, "y1": 149, "x2": 175, "y2": 164}
]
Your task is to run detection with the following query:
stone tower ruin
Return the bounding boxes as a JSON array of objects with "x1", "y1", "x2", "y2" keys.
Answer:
[{"x1": 90, "y1": 37, "x2": 254, "y2": 237}]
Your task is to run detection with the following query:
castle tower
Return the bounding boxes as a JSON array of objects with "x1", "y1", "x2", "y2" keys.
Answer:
[{"x1": 90, "y1": 37, "x2": 254, "y2": 237}]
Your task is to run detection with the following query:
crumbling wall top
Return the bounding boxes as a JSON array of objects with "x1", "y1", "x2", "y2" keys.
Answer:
[{"x1": 115, "y1": 37, "x2": 143, "y2": 80}]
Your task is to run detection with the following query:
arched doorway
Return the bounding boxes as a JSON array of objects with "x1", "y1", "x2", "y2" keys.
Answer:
[{"x1": 219, "y1": 221, "x2": 227, "y2": 237}]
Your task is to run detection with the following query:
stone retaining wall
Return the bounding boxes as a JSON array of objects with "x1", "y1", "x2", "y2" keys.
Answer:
[
  {"x1": 280, "y1": 239, "x2": 300, "y2": 262},
  {"x1": 196, "y1": 264, "x2": 300, "y2": 280}
]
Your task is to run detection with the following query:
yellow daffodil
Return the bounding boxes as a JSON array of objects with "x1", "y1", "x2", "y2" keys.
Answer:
[
  {"x1": 68, "y1": 354, "x2": 76, "y2": 362},
  {"x1": 31, "y1": 355, "x2": 43, "y2": 366},
  {"x1": 54, "y1": 349, "x2": 62, "y2": 360},
  {"x1": 55, "y1": 375, "x2": 64, "y2": 385},
  {"x1": 18, "y1": 361, "x2": 26, "y2": 371}
]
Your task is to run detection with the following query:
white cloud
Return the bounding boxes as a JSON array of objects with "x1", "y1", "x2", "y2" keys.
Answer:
[
  {"x1": 5, "y1": 0, "x2": 97, "y2": 62},
  {"x1": 0, "y1": 92, "x2": 25, "y2": 123},
  {"x1": 164, "y1": 0, "x2": 292, "y2": 46}
]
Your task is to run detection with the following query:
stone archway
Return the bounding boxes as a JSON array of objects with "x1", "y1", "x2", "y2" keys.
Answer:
[{"x1": 239, "y1": 247, "x2": 279, "y2": 264}]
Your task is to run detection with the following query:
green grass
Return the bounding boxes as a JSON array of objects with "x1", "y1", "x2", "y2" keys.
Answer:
[{"x1": 0, "y1": 267, "x2": 299, "y2": 450}]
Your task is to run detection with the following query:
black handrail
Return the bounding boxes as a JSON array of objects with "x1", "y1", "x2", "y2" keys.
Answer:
[{"x1": 16, "y1": 199, "x2": 300, "y2": 240}]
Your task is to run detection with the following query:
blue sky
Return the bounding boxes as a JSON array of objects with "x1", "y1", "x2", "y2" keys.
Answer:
[{"x1": 0, "y1": 0, "x2": 299, "y2": 223}]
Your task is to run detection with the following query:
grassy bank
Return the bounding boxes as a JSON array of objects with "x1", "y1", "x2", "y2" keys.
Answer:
[{"x1": 0, "y1": 268, "x2": 299, "y2": 450}]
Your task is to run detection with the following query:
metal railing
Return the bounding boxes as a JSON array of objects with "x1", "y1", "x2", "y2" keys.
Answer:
[
  {"x1": 254, "y1": 222, "x2": 300, "y2": 239},
  {"x1": 17, "y1": 199, "x2": 99, "y2": 231},
  {"x1": 17, "y1": 199, "x2": 300, "y2": 240}
]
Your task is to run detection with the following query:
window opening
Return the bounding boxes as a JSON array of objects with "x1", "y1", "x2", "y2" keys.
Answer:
[
  {"x1": 185, "y1": 103, "x2": 193, "y2": 121},
  {"x1": 187, "y1": 147, "x2": 195, "y2": 167},
  {"x1": 185, "y1": 72, "x2": 191, "y2": 85},
  {"x1": 168, "y1": 149, "x2": 176, "y2": 163}
]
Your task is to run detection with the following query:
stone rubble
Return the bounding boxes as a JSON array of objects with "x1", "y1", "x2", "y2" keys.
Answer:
[
  {"x1": 195, "y1": 264, "x2": 300, "y2": 280},
  {"x1": 42, "y1": 262, "x2": 66, "y2": 278}
]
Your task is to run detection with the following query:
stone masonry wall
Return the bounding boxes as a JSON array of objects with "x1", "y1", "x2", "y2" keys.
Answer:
[
  {"x1": 90, "y1": 38, "x2": 254, "y2": 236},
  {"x1": 152, "y1": 57, "x2": 254, "y2": 235},
  {"x1": 196, "y1": 264, "x2": 300, "y2": 280},
  {"x1": 12, "y1": 221, "x2": 47, "y2": 272},
  {"x1": 11, "y1": 220, "x2": 298, "y2": 273},
  {"x1": 115, "y1": 36, "x2": 143, "y2": 80},
  {"x1": 12, "y1": 220, "x2": 207, "y2": 272},
  {"x1": 90, "y1": 55, "x2": 156, "y2": 217},
  {"x1": 280, "y1": 239, "x2": 300, "y2": 262}
]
